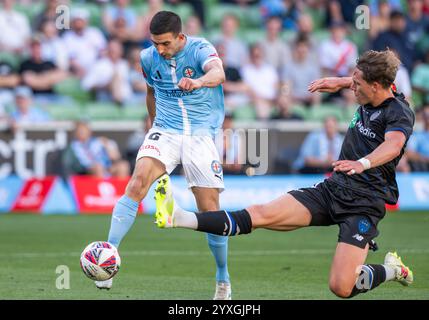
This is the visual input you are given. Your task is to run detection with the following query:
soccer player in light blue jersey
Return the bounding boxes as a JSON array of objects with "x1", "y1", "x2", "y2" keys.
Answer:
[{"x1": 96, "y1": 11, "x2": 231, "y2": 299}]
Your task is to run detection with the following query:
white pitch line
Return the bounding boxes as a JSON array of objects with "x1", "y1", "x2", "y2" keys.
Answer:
[{"x1": 5, "y1": 248, "x2": 429, "y2": 259}]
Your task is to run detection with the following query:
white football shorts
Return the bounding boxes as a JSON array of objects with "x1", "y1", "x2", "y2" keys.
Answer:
[{"x1": 136, "y1": 127, "x2": 224, "y2": 191}]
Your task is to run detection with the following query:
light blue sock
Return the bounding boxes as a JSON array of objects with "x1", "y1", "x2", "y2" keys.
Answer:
[
  {"x1": 207, "y1": 233, "x2": 230, "y2": 283},
  {"x1": 108, "y1": 195, "x2": 139, "y2": 248}
]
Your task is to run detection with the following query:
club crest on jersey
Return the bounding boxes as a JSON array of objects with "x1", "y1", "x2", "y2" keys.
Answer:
[
  {"x1": 211, "y1": 160, "x2": 223, "y2": 174},
  {"x1": 183, "y1": 66, "x2": 196, "y2": 78}
]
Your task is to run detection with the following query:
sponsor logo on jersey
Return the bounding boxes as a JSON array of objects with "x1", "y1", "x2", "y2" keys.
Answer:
[
  {"x1": 349, "y1": 112, "x2": 360, "y2": 128},
  {"x1": 370, "y1": 110, "x2": 382, "y2": 121},
  {"x1": 183, "y1": 66, "x2": 196, "y2": 78},
  {"x1": 356, "y1": 121, "x2": 376, "y2": 139},
  {"x1": 159, "y1": 88, "x2": 196, "y2": 98}
]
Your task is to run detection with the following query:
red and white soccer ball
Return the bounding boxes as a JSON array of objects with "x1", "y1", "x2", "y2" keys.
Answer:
[{"x1": 80, "y1": 241, "x2": 121, "y2": 281}]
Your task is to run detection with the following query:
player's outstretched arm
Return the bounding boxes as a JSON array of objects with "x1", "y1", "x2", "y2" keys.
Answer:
[
  {"x1": 178, "y1": 59, "x2": 225, "y2": 91},
  {"x1": 308, "y1": 77, "x2": 352, "y2": 93},
  {"x1": 332, "y1": 131, "x2": 406, "y2": 175},
  {"x1": 146, "y1": 85, "x2": 156, "y2": 125}
]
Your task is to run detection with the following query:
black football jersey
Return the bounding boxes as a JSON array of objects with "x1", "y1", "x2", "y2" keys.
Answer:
[{"x1": 329, "y1": 93, "x2": 415, "y2": 205}]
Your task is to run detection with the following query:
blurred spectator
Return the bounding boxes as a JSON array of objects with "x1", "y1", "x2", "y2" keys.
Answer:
[
  {"x1": 241, "y1": 43, "x2": 279, "y2": 119},
  {"x1": 102, "y1": 0, "x2": 143, "y2": 54},
  {"x1": 319, "y1": 21, "x2": 357, "y2": 106},
  {"x1": 424, "y1": 0, "x2": 429, "y2": 14},
  {"x1": 260, "y1": 16, "x2": 291, "y2": 75},
  {"x1": 369, "y1": 0, "x2": 392, "y2": 40},
  {"x1": 141, "y1": 0, "x2": 164, "y2": 47},
  {"x1": 219, "y1": 113, "x2": 245, "y2": 175},
  {"x1": 260, "y1": 0, "x2": 301, "y2": 29},
  {"x1": 221, "y1": 0, "x2": 259, "y2": 5},
  {"x1": 40, "y1": 20, "x2": 69, "y2": 71},
  {"x1": 394, "y1": 64, "x2": 412, "y2": 101},
  {"x1": 32, "y1": 0, "x2": 62, "y2": 32},
  {"x1": 372, "y1": 10, "x2": 414, "y2": 73},
  {"x1": 216, "y1": 44, "x2": 251, "y2": 113},
  {"x1": 127, "y1": 46, "x2": 148, "y2": 105},
  {"x1": 184, "y1": 15, "x2": 203, "y2": 37},
  {"x1": 19, "y1": 36, "x2": 68, "y2": 105},
  {"x1": 293, "y1": 116, "x2": 344, "y2": 173},
  {"x1": 319, "y1": 21, "x2": 357, "y2": 78},
  {"x1": 214, "y1": 14, "x2": 248, "y2": 69},
  {"x1": 9, "y1": 86, "x2": 51, "y2": 128},
  {"x1": 82, "y1": 39, "x2": 132, "y2": 106},
  {"x1": 326, "y1": 0, "x2": 364, "y2": 26},
  {"x1": 295, "y1": 13, "x2": 317, "y2": 50},
  {"x1": 0, "y1": 61, "x2": 20, "y2": 108},
  {"x1": 0, "y1": 0, "x2": 31, "y2": 54},
  {"x1": 281, "y1": 35, "x2": 321, "y2": 110},
  {"x1": 412, "y1": 49, "x2": 429, "y2": 104},
  {"x1": 405, "y1": 0, "x2": 429, "y2": 53},
  {"x1": 272, "y1": 94, "x2": 304, "y2": 120},
  {"x1": 126, "y1": 114, "x2": 151, "y2": 171},
  {"x1": 62, "y1": 8, "x2": 107, "y2": 78},
  {"x1": 67, "y1": 120, "x2": 130, "y2": 178},
  {"x1": 406, "y1": 105, "x2": 429, "y2": 171},
  {"x1": 368, "y1": 0, "x2": 403, "y2": 16},
  {"x1": 167, "y1": 0, "x2": 206, "y2": 28}
]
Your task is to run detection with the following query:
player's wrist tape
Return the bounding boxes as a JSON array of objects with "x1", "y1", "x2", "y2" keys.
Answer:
[{"x1": 358, "y1": 157, "x2": 371, "y2": 170}]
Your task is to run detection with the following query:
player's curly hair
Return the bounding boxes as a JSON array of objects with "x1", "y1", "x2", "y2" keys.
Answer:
[
  {"x1": 356, "y1": 50, "x2": 401, "y2": 88},
  {"x1": 150, "y1": 11, "x2": 182, "y2": 36}
]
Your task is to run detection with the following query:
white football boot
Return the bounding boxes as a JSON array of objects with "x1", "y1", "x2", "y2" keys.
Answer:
[
  {"x1": 384, "y1": 251, "x2": 414, "y2": 286},
  {"x1": 213, "y1": 282, "x2": 232, "y2": 300},
  {"x1": 95, "y1": 278, "x2": 113, "y2": 290}
]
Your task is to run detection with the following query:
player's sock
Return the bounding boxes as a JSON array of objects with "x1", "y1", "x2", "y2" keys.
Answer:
[
  {"x1": 207, "y1": 234, "x2": 230, "y2": 283},
  {"x1": 107, "y1": 195, "x2": 139, "y2": 248},
  {"x1": 349, "y1": 264, "x2": 386, "y2": 297},
  {"x1": 174, "y1": 204, "x2": 198, "y2": 229},
  {"x1": 195, "y1": 209, "x2": 252, "y2": 236}
]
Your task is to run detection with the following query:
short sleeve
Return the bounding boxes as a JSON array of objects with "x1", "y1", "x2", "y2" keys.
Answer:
[
  {"x1": 195, "y1": 40, "x2": 221, "y2": 71},
  {"x1": 384, "y1": 102, "x2": 415, "y2": 141},
  {"x1": 140, "y1": 48, "x2": 154, "y2": 87}
]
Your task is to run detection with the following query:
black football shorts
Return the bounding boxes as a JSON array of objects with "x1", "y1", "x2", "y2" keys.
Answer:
[{"x1": 288, "y1": 179, "x2": 386, "y2": 249}]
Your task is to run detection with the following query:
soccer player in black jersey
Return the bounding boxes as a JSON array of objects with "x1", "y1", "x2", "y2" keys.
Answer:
[{"x1": 154, "y1": 50, "x2": 415, "y2": 298}]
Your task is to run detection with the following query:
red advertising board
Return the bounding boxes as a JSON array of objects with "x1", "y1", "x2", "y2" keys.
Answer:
[
  {"x1": 12, "y1": 177, "x2": 56, "y2": 212},
  {"x1": 71, "y1": 176, "x2": 143, "y2": 214}
]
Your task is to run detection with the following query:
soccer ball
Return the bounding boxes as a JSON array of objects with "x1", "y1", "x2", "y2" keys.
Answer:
[{"x1": 80, "y1": 241, "x2": 121, "y2": 281}]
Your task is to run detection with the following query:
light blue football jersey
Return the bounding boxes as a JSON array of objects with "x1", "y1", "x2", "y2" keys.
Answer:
[{"x1": 140, "y1": 36, "x2": 225, "y2": 136}]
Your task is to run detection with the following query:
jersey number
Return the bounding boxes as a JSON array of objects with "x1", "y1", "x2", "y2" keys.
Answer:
[{"x1": 149, "y1": 132, "x2": 161, "y2": 141}]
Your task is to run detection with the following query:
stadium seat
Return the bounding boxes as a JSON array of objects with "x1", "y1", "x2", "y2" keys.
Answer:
[
  {"x1": 121, "y1": 106, "x2": 148, "y2": 120},
  {"x1": 291, "y1": 105, "x2": 310, "y2": 120},
  {"x1": 54, "y1": 78, "x2": 91, "y2": 104},
  {"x1": 0, "y1": 52, "x2": 22, "y2": 69},
  {"x1": 307, "y1": 104, "x2": 345, "y2": 122},
  {"x1": 44, "y1": 104, "x2": 83, "y2": 121},
  {"x1": 85, "y1": 103, "x2": 122, "y2": 121},
  {"x1": 232, "y1": 105, "x2": 257, "y2": 120}
]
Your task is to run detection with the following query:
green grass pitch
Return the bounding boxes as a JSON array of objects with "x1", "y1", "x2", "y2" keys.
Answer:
[{"x1": 1, "y1": 211, "x2": 428, "y2": 299}]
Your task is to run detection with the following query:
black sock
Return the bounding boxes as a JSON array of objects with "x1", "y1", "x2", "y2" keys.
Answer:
[
  {"x1": 349, "y1": 264, "x2": 386, "y2": 298},
  {"x1": 196, "y1": 209, "x2": 252, "y2": 236}
]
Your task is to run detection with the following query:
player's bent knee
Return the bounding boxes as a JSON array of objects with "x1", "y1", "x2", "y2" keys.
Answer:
[
  {"x1": 248, "y1": 204, "x2": 272, "y2": 226},
  {"x1": 329, "y1": 279, "x2": 353, "y2": 298}
]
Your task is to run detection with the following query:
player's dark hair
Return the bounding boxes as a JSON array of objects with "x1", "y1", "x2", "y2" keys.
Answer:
[
  {"x1": 356, "y1": 50, "x2": 401, "y2": 88},
  {"x1": 150, "y1": 11, "x2": 182, "y2": 36}
]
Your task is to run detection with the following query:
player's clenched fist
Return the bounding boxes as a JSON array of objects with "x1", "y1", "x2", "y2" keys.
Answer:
[{"x1": 178, "y1": 78, "x2": 203, "y2": 91}]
